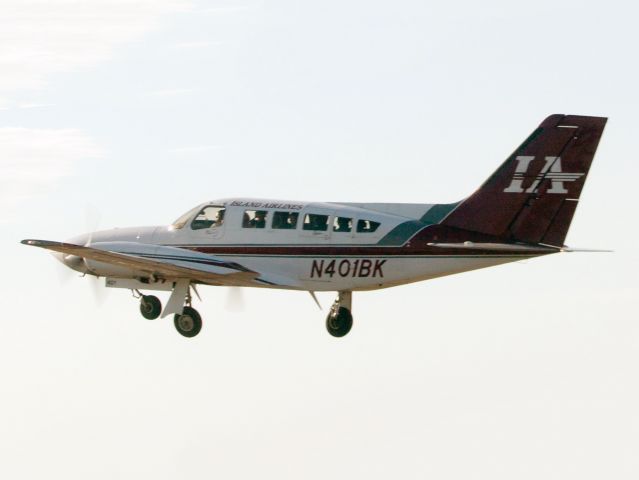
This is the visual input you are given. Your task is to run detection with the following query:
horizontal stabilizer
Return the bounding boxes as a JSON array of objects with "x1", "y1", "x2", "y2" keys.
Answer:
[
  {"x1": 559, "y1": 247, "x2": 613, "y2": 253},
  {"x1": 427, "y1": 242, "x2": 557, "y2": 253},
  {"x1": 427, "y1": 241, "x2": 612, "y2": 253}
]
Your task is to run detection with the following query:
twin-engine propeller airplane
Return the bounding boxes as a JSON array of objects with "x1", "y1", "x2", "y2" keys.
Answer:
[{"x1": 23, "y1": 114, "x2": 607, "y2": 338}]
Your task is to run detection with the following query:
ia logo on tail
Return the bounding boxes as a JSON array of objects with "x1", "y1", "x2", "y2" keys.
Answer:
[{"x1": 503, "y1": 156, "x2": 584, "y2": 194}]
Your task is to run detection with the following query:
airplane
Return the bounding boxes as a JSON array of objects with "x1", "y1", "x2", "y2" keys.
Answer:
[{"x1": 22, "y1": 114, "x2": 607, "y2": 338}]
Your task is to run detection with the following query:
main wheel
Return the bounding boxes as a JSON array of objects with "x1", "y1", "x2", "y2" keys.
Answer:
[
  {"x1": 139, "y1": 295, "x2": 161, "y2": 320},
  {"x1": 326, "y1": 307, "x2": 353, "y2": 337},
  {"x1": 174, "y1": 306, "x2": 202, "y2": 338}
]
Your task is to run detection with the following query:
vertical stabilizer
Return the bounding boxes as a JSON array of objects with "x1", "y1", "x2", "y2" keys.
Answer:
[{"x1": 441, "y1": 114, "x2": 607, "y2": 246}]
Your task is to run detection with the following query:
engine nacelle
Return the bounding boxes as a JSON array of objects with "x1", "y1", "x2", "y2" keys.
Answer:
[
  {"x1": 105, "y1": 277, "x2": 174, "y2": 292},
  {"x1": 83, "y1": 259, "x2": 138, "y2": 278},
  {"x1": 83, "y1": 241, "x2": 164, "y2": 278}
]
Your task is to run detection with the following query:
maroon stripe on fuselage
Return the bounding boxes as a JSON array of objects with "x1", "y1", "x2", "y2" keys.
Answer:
[
  {"x1": 181, "y1": 245, "x2": 551, "y2": 257},
  {"x1": 170, "y1": 225, "x2": 554, "y2": 257}
]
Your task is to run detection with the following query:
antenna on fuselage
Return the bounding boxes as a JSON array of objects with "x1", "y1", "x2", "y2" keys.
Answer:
[{"x1": 309, "y1": 291, "x2": 322, "y2": 311}]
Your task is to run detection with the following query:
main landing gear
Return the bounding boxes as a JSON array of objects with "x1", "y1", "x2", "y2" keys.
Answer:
[
  {"x1": 326, "y1": 291, "x2": 353, "y2": 338},
  {"x1": 134, "y1": 287, "x2": 203, "y2": 338},
  {"x1": 173, "y1": 306, "x2": 202, "y2": 338}
]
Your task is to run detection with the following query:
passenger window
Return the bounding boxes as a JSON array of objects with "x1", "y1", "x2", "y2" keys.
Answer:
[
  {"x1": 191, "y1": 206, "x2": 225, "y2": 230},
  {"x1": 272, "y1": 211, "x2": 299, "y2": 229},
  {"x1": 303, "y1": 213, "x2": 329, "y2": 231},
  {"x1": 333, "y1": 216, "x2": 352, "y2": 233},
  {"x1": 356, "y1": 219, "x2": 380, "y2": 233},
  {"x1": 242, "y1": 210, "x2": 268, "y2": 228}
]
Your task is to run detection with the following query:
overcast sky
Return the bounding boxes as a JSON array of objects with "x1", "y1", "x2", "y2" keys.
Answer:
[{"x1": 1, "y1": 1, "x2": 638, "y2": 479}]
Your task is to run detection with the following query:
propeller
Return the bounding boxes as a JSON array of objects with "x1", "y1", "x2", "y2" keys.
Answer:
[
  {"x1": 89, "y1": 274, "x2": 108, "y2": 305},
  {"x1": 53, "y1": 252, "x2": 77, "y2": 284},
  {"x1": 83, "y1": 205, "x2": 110, "y2": 304},
  {"x1": 51, "y1": 206, "x2": 93, "y2": 284},
  {"x1": 225, "y1": 287, "x2": 245, "y2": 312},
  {"x1": 84, "y1": 204, "x2": 102, "y2": 246}
]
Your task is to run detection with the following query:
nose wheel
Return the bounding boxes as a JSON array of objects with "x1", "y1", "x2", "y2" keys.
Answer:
[
  {"x1": 326, "y1": 306, "x2": 353, "y2": 337},
  {"x1": 139, "y1": 295, "x2": 162, "y2": 320}
]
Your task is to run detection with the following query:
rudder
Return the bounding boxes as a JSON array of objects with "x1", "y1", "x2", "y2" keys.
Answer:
[{"x1": 441, "y1": 114, "x2": 607, "y2": 246}]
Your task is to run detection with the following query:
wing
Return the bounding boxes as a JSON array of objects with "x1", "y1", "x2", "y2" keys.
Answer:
[{"x1": 21, "y1": 239, "x2": 299, "y2": 288}]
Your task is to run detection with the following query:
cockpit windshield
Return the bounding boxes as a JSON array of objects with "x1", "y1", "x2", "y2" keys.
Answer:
[
  {"x1": 171, "y1": 204, "x2": 227, "y2": 230},
  {"x1": 171, "y1": 205, "x2": 202, "y2": 229}
]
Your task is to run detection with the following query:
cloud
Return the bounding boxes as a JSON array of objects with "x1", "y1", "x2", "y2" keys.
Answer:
[
  {"x1": 18, "y1": 103, "x2": 56, "y2": 109},
  {"x1": 173, "y1": 40, "x2": 223, "y2": 49},
  {"x1": 0, "y1": 128, "x2": 104, "y2": 222},
  {"x1": 145, "y1": 88, "x2": 195, "y2": 97},
  {"x1": 200, "y1": 5, "x2": 252, "y2": 14},
  {"x1": 170, "y1": 145, "x2": 222, "y2": 154},
  {"x1": 0, "y1": 0, "x2": 193, "y2": 102}
]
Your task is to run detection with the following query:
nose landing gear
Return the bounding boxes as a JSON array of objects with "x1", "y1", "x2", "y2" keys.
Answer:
[
  {"x1": 326, "y1": 291, "x2": 353, "y2": 338},
  {"x1": 134, "y1": 284, "x2": 203, "y2": 338},
  {"x1": 139, "y1": 294, "x2": 162, "y2": 320}
]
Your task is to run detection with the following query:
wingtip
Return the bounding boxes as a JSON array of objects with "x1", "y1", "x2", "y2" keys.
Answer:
[{"x1": 21, "y1": 239, "x2": 63, "y2": 248}]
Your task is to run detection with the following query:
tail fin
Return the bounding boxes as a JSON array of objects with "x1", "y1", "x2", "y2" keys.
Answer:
[{"x1": 441, "y1": 114, "x2": 607, "y2": 246}]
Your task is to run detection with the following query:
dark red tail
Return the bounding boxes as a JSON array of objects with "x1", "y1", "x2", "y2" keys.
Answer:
[{"x1": 441, "y1": 114, "x2": 607, "y2": 246}]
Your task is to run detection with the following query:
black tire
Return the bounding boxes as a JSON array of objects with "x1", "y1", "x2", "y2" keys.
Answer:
[
  {"x1": 326, "y1": 307, "x2": 353, "y2": 338},
  {"x1": 174, "y1": 306, "x2": 202, "y2": 338},
  {"x1": 140, "y1": 295, "x2": 162, "y2": 320}
]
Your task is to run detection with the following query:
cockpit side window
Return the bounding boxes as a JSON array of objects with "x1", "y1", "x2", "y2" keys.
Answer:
[
  {"x1": 242, "y1": 210, "x2": 268, "y2": 229},
  {"x1": 272, "y1": 211, "x2": 298, "y2": 229},
  {"x1": 303, "y1": 213, "x2": 329, "y2": 231},
  {"x1": 356, "y1": 219, "x2": 380, "y2": 233},
  {"x1": 191, "y1": 205, "x2": 225, "y2": 230}
]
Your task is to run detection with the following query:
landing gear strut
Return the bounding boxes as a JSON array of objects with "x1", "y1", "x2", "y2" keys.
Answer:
[
  {"x1": 326, "y1": 291, "x2": 353, "y2": 337},
  {"x1": 173, "y1": 286, "x2": 202, "y2": 338}
]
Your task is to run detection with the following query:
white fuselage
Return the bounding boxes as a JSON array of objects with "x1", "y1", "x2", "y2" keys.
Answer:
[{"x1": 73, "y1": 198, "x2": 539, "y2": 292}]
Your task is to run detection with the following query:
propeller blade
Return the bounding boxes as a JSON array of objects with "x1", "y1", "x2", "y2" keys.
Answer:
[
  {"x1": 53, "y1": 257, "x2": 76, "y2": 284},
  {"x1": 85, "y1": 204, "x2": 102, "y2": 246},
  {"x1": 225, "y1": 287, "x2": 245, "y2": 312},
  {"x1": 89, "y1": 275, "x2": 109, "y2": 305}
]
